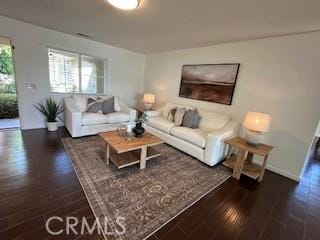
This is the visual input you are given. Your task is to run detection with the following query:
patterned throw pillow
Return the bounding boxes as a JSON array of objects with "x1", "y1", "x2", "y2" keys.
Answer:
[
  {"x1": 102, "y1": 97, "x2": 115, "y2": 114},
  {"x1": 86, "y1": 98, "x2": 103, "y2": 113},
  {"x1": 167, "y1": 108, "x2": 177, "y2": 122},
  {"x1": 174, "y1": 108, "x2": 186, "y2": 126}
]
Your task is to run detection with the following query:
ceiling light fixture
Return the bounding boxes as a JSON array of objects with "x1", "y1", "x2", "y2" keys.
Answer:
[{"x1": 107, "y1": 0, "x2": 141, "y2": 10}]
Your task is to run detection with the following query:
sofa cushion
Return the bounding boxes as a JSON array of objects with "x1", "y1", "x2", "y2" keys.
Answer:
[
  {"x1": 198, "y1": 109, "x2": 231, "y2": 132},
  {"x1": 170, "y1": 127, "x2": 208, "y2": 148},
  {"x1": 73, "y1": 95, "x2": 87, "y2": 112},
  {"x1": 148, "y1": 117, "x2": 175, "y2": 133},
  {"x1": 107, "y1": 112, "x2": 130, "y2": 124},
  {"x1": 82, "y1": 113, "x2": 108, "y2": 126}
]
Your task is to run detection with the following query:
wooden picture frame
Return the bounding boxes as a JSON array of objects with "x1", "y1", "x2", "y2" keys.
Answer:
[{"x1": 179, "y1": 63, "x2": 240, "y2": 105}]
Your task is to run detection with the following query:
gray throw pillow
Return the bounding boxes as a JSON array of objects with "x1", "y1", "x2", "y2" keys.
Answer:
[
  {"x1": 182, "y1": 108, "x2": 201, "y2": 128},
  {"x1": 87, "y1": 98, "x2": 103, "y2": 113},
  {"x1": 191, "y1": 109, "x2": 201, "y2": 128},
  {"x1": 102, "y1": 97, "x2": 115, "y2": 114},
  {"x1": 182, "y1": 110, "x2": 194, "y2": 128}
]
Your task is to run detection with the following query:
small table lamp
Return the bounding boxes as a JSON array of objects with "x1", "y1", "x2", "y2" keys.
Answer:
[
  {"x1": 143, "y1": 93, "x2": 155, "y2": 110},
  {"x1": 243, "y1": 112, "x2": 271, "y2": 145}
]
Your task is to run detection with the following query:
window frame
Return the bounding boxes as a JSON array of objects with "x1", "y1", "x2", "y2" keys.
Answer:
[{"x1": 47, "y1": 47, "x2": 108, "y2": 95}]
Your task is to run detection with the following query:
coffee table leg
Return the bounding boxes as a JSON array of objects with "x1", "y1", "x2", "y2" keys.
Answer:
[
  {"x1": 140, "y1": 146, "x2": 147, "y2": 169},
  {"x1": 105, "y1": 143, "x2": 110, "y2": 165}
]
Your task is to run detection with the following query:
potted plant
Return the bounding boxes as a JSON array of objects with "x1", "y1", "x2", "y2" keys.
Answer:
[{"x1": 34, "y1": 98, "x2": 64, "y2": 132}]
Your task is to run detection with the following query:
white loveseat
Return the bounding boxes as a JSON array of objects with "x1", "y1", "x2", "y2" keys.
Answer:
[
  {"x1": 64, "y1": 95, "x2": 136, "y2": 137},
  {"x1": 145, "y1": 102, "x2": 239, "y2": 166}
]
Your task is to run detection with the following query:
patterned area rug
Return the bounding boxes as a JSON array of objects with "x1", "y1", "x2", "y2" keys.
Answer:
[{"x1": 62, "y1": 136, "x2": 231, "y2": 240}]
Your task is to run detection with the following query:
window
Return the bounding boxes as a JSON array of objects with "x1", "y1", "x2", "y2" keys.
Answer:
[{"x1": 48, "y1": 48, "x2": 106, "y2": 94}]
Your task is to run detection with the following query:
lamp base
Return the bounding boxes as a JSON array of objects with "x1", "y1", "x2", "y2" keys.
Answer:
[{"x1": 245, "y1": 130, "x2": 263, "y2": 145}]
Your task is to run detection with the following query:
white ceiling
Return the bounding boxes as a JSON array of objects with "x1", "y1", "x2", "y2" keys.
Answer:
[{"x1": 1, "y1": 0, "x2": 320, "y2": 53}]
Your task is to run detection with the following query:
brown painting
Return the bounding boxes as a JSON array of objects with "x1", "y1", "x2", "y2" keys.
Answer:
[{"x1": 179, "y1": 64, "x2": 240, "y2": 105}]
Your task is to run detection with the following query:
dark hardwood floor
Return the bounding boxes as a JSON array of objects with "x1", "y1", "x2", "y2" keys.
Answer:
[{"x1": 0, "y1": 128, "x2": 319, "y2": 240}]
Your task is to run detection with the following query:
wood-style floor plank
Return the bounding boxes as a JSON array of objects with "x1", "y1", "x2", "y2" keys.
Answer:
[{"x1": 0, "y1": 128, "x2": 319, "y2": 240}]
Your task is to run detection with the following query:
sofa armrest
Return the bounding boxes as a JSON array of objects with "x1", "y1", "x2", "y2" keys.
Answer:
[
  {"x1": 64, "y1": 98, "x2": 82, "y2": 137},
  {"x1": 145, "y1": 110, "x2": 160, "y2": 118},
  {"x1": 204, "y1": 120, "x2": 240, "y2": 166},
  {"x1": 146, "y1": 104, "x2": 167, "y2": 118},
  {"x1": 119, "y1": 100, "x2": 137, "y2": 122}
]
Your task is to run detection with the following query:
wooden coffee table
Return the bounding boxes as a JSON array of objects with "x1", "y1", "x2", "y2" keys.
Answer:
[{"x1": 98, "y1": 131, "x2": 164, "y2": 169}]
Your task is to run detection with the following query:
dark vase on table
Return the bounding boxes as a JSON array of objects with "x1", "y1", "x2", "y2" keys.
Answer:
[{"x1": 133, "y1": 122, "x2": 145, "y2": 138}]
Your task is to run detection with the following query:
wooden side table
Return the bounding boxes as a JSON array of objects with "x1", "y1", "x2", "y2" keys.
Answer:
[{"x1": 223, "y1": 137, "x2": 274, "y2": 182}]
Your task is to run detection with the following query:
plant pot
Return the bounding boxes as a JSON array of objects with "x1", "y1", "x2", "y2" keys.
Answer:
[
  {"x1": 47, "y1": 122, "x2": 58, "y2": 132},
  {"x1": 133, "y1": 122, "x2": 145, "y2": 138}
]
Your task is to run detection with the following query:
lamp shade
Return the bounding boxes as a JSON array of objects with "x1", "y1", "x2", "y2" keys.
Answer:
[
  {"x1": 243, "y1": 112, "x2": 271, "y2": 133},
  {"x1": 143, "y1": 94, "x2": 155, "y2": 104}
]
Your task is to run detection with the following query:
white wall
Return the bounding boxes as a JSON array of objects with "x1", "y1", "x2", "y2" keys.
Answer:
[
  {"x1": 144, "y1": 32, "x2": 320, "y2": 180},
  {"x1": 1, "y1": 14, "x2": 319, "y2": 180},
  {"x1": 0, "y1": 15, "x2": 145, "y2": 130}
]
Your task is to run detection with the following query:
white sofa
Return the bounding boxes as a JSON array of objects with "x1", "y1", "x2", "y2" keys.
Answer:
[
  {"x1": 64, "y1": 96, "x2": 136, "y2": 137},
  {"x1": 145, "y1": 102, "x2": 239, "y2": 166}
]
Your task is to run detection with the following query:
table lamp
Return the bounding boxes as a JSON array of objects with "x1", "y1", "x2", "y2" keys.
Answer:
[
  {"x1": 243, "y1": 112, "x2": 271, "y2": 145},
  {"x1": 143, "y1": 93, "x2": 155, "y2": 110}
]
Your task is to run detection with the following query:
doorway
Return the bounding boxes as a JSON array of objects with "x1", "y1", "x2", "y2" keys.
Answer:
[{"x1": 0, "y1": 36, "x2": 20, "y2": 130}]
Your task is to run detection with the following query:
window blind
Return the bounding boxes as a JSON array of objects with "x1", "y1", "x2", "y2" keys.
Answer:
[{"x1": 48, "y1": 48, "x2": 106, "y2": 94}]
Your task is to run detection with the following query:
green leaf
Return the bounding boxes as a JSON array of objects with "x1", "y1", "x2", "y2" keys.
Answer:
[{"x1": 34, "y1": 97, "x2": 64, "y2": 122}]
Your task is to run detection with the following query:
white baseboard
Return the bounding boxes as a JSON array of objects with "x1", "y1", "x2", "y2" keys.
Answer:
[
  {"x1": 252, "y1": 159, "x2": 300, "y2": 182},
  {"x1": 20, "y1": 122, "x2": 65, "y2": 130}
]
